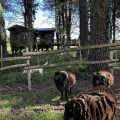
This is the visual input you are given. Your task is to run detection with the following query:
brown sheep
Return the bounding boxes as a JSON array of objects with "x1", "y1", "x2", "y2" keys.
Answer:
[
  {"x1": 92, "y1": 69, "x2": 114, "y2": 88},
  {"x1": 63, "y1": 85, "x2": 117, "y2": 120},
  {"x1": 54, "y1": 68, "x2": 76, "y2": 100}
]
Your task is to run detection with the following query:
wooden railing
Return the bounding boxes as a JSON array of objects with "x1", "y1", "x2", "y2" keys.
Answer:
[{"x1": 0, "y1": 42, "x2": 120, "y2": 90}]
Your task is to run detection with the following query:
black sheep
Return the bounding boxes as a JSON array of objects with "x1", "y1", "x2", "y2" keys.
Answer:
[
  {"x1": 63, "y1": 85, "x2": 117, "y2": 120},
  {"x1": 54, "y1": 69, "x2": 76, "y2": 100},
  {"x1": 93, "y1": 69, "x2": 114, "y2": 88}
]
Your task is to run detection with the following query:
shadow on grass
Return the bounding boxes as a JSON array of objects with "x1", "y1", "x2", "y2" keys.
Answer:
[{"x1": 0, "y1": 83, "x2": 76, "y2": 120}]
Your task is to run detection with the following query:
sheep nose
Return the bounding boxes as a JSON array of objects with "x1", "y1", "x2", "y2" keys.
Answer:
[
  {"x1": 63, "y1": 116, "x2": 68, "y2": 120},
  {"x1": 95, "y1": 80, "x2": 99, "y2": 85}
]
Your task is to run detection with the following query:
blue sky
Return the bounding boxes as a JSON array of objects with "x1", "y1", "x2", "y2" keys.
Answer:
[
  {"x1": 4, "y1": 0, "x2": 55, "y2": 36},
  {"x1": 4, "y1": 0, "x2": 120, "y2": 40}
]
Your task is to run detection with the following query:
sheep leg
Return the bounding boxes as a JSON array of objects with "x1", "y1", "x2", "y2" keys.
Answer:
[
  {"x1": 65, "y1": 90, "x2": 68, "y2": 100},
  {"x1": 69, "y1": 87, "x2": 72, "y2": 95},
  {"x1": 60, "y1": 91, "x2": 63, "y2": 100}
]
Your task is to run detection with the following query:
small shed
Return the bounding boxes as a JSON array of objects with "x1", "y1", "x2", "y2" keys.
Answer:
[{"x1": 8, "y1": 25, "x2": 55, "y2": 56}]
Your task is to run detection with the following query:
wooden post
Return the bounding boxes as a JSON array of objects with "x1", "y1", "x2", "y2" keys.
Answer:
[
  {"x1": 1, "y1": 45, "x2": 3, "y2": 67},
  {"x1": 79, "y1": 38, "x2": 82, "y2": 60},
  {"x1": 109, "y1": 39, "x2": 113, "y2": 74},
  {"x1": 36, "y1": 43, "x2": 40, "y2": 64},
  {"x1": 26, "y1": 47, "x2": 31, "y2": 90}
]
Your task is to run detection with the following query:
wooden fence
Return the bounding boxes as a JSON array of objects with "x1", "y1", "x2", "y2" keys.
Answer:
[{"x1": 0, "y1": 42, "x2": 120, "y2": 90}]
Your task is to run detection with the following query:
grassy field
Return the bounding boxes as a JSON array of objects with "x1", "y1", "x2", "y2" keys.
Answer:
[
  {"x1": 0, "y1": 49, "x2": 120, "y2": 120},
  {"x1": 0, "y1": 49, "x2": 82, "y2": 120}
]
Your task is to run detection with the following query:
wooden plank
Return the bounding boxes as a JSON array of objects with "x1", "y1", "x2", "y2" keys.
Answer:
[
  {"x1": 26, "y1": 47, "x2": 31, "y2": 91},
  {"x1": 109, "y1": 39, "x2": 113, "y2": 74},
  {"x1": 0, "y1": 56, "x2": 31, "y2": 62},
  {"x1": 0, "y1": 64, "x2": 29, "y2": 71},
  {"x1": 109, "y1": 47, "x2": 120, "y2": 50},
  {"x1": 24, "y1": 59, "x2": 119, "y2": 70},
  {"x1": 23, "y1": 43, "x2": 120, "y2": 56},
  {"x1": 109, "y1": 62, "x2": 120, "y2": 67}
]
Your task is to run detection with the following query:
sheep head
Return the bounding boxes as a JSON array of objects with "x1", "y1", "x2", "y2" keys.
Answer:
[
  {"x1": 54, "y1": 71, "x2": 68, "y2": 82},
  {"x1": 63, "y1": 100, "x2": 74, "y2": 120},
  {"x1": 63, "y1": 98, "x2": 87, "y2": 120},
  {"x1": 92, "y1": 72, "x2": 106, "y2": 87}
]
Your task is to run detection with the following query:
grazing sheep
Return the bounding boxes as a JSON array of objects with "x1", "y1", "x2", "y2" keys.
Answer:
[
  {"x1": 54, "y1": 69, "x2": 76, "y2": 100},
  {"x1": 92, "y1": 69, "x2": 114, "y2": 88},
  {"x1": 63, "y1": 85, "x2": 117, "y2": 120}
]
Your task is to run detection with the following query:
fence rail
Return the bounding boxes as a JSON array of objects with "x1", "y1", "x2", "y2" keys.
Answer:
[
  {"x1": 23, "y1": 43, "x2": 120, "y2": 56},
  {"x1": 0, "y1": 64, "x2": 29, "y2": 71},
  {"x1": 109, "y1": 47, "x2": 120, "y2": 50},
  {"x1": 24, "y1": 59, "x2": 119, "y2": 70},
  {"x1": 109, "y1": 62, "x2": 120, "y2": 67},
  {"x1": 0, "y1": 56, "x2": 31, "y2": 62},
  {"x1": 0, "y1": 42, "x2": 120, "y2": 90}
]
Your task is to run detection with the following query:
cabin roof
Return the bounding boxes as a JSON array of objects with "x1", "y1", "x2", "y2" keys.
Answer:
[
  {"x1": 8, "y1": 25, "x2": 55, "y2": 33},
  {"x1": 35, "y1": 28, "x2": 55, "y2": 31}
]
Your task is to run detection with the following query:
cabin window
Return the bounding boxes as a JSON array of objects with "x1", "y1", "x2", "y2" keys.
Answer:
[
  {"x1": 24, "y1": 35, "x2": 25, "y2": 40},
  {"x1": 37, "y1": 37, "x2": 40, "y2": 43}
]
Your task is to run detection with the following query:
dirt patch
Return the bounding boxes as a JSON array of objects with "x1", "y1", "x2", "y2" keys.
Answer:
[{"x1": 1, "y1": 75, "x2": 120, "y2": 119}]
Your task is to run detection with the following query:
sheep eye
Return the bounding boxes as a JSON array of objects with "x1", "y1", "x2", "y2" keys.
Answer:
[{"x1": 102, "y1": 78, "x2": 105, "y2": 82}]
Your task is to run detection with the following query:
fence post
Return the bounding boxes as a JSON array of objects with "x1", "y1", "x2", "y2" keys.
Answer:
[
  {"x1": 26, "y1": 47, "x2": 31, "y2": 90},
  {"x1": 109, "y1": 39, "x2": 113, "y2": 74},
  {"x1": 78, "y1": 38, "x2": 82, "y2": 60}
]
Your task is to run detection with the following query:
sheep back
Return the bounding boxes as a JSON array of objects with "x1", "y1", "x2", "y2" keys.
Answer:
[{"x1": 63, "y1": 85, "x2": 117, "y2": 120}]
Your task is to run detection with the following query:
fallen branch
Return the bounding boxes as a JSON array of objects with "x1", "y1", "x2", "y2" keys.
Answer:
[{"x1": 33, "y1": 106, "x2": 64, "y2": 112}]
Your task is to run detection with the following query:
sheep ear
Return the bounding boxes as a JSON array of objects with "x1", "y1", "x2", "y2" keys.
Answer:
[{"x1": 54, "y1": 71, "x2": 59, "y2": 74}]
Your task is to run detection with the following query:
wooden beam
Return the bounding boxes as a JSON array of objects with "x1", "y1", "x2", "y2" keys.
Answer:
[
  {"x1": 0, "y1": 64, "x2": 29, "y2": 71},
  {"x1": 24, "y1": 59, "x2": 119, "y2": 70},
  {"x1": 0, "y1": 56, "x2": 31, "y2": 62},
  {"x1": 23, "y1": 43, "x2": 120, "y2": 56},
  {"x1": 109, "y1": 47, "x2": 120, "y2": 50},
  {"x1": 109, "y1": 62, "x2": 120, "y2": 67}
]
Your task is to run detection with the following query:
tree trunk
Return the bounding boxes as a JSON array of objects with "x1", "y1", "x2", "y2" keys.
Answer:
[
  {"x1": 79, "y1": 0, "x2": 88, "y2": 58},
  {"x1": 61, "y1": 4, "x2": 65, "y2": 49},
  {"x1": 112, "y1": 2, "x2": 117, "y2": 59},
  {"x1": 27, "y1": 0, "x2": 33, "y2": 52},
  {"x1": 113, "y1": 2, "x2": 116, "y2": 43},
  {"x1": 55, "y1": 0, "x2": 60, "y2": 49},
  {"x1": 89, "y1": 0, "x2": 110, "y2": 71},
  {"x1": 67, "y1": 0, "x2": 71, "y2": 48}
]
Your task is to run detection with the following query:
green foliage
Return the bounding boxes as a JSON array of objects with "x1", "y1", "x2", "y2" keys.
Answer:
[
  {"x1": 0, "y1": 3, "x2": 3, "y2": 16},
  {"x1": 112, "y1": 0, "x2": 120, "y2": 18},
  {"x1": 0, "y1": 49, "x2": 93, "y2": 87}
]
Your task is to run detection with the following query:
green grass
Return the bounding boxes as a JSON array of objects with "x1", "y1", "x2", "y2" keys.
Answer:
[
  {"x1": 1, "y1": 48, "x2": 120, "y2": 119},
  {"x1": 0, "y1": 81, "x2": 75, "y2": 120}
]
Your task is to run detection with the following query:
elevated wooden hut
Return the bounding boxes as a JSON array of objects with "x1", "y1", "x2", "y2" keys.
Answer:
[{"x1": 8, "y1": 25, "x2": 55, "y2": 56}]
